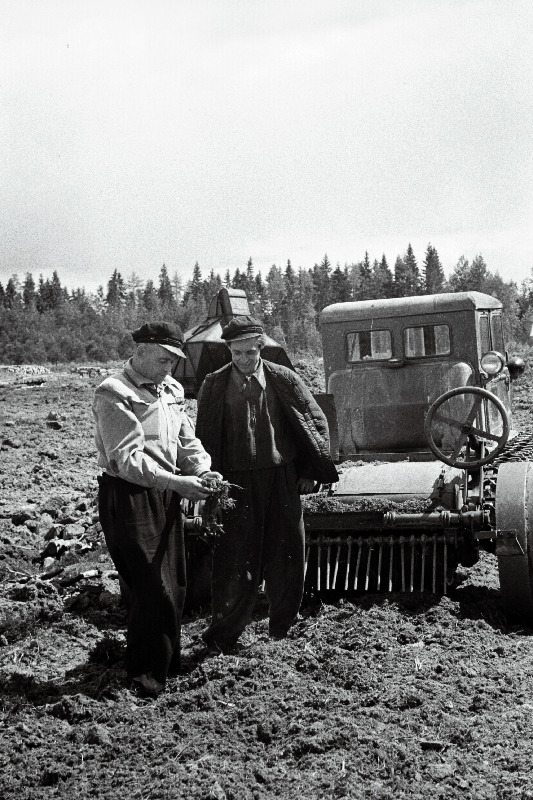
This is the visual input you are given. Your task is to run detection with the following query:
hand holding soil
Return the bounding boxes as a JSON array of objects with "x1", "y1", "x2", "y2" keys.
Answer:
[{"x1": 171, "y1": 475, "x2": 217, "y2": 501}]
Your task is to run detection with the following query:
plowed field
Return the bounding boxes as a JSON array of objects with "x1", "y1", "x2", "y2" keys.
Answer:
[{"x1": 1, "y1": 360, "x2": 533, "y2": 800}]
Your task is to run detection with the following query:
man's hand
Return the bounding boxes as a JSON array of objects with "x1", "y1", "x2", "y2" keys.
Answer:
[
  {"x1": 201, "y1": 471, "x2": 223, "y2": 482},
  {"x1": 298, "y1": 478, "x2": 316, "y2": 495},
  {"x1": 172, "y1": 476, "x2": 217, "y2": 501}
]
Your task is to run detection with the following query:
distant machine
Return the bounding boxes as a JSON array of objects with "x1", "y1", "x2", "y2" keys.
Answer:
[{"x1": 173, "y1": 287, "x2": 293, "y2": 397}]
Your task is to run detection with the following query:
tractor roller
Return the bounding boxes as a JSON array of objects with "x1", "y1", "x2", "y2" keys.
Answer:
[
  {"x1": 495, "y1": 462, "x2": 533, "y2": 621},
  {"x1": 302, "y1": 459, "x2": 467, "y2": 597}
]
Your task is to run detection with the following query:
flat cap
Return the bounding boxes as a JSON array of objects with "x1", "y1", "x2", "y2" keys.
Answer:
[
  {"x1": 221, "y1": 316, "x2": 264, "y2": 342},
  {"x1": 131, "y1": 321, "x2": 186, "y2": 358}
]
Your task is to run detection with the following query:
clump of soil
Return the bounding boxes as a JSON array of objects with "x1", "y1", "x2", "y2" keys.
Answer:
[{"x1": 200, "y1": 479, "x2": 237, "y2": 537}]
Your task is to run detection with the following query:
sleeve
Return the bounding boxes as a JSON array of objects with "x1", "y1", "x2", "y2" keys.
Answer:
[
  {"x1": 196, "y1": 382, "x2": 205, "y2": 407},
  {"x1": 176, "y1": 413, "x2": 212, "y2": 476},
  {"x1": 283, "y1": 369, "x2": 339, "y2": 484},
  {"x1": 194, "y1": 376, "x2": 209, "y2": 446},
  {"x1": 94, "y1": 386, "x2": 175, "y2": 491}
]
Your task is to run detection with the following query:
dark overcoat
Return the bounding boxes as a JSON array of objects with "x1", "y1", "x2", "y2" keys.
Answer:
[{"x1": 195, "y1": 360, "x2": 339, "y2": 484}]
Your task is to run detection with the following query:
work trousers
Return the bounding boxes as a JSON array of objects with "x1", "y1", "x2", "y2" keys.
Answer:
[
  {"x1": 97, "y1": 474, "x2": 185, "y2": 685},
  {"x1": 203, "y1": 462, "x2": 305, "y2": 647}
]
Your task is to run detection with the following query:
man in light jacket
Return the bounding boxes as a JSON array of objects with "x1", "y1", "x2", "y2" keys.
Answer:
[{"x1": 94, "y1": 321, "x2": 221, "y2": 697}]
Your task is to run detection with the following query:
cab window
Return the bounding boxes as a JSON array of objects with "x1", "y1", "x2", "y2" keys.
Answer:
[
  {"x1": 346, "y1": 329, "x2": 392, "y2": 362},
  {"x1": 404, "y1": 324, "x2": 450, "y2": 358},
  {"x1": 490, "y1": 313, "x2": 505, "y2": 353}
]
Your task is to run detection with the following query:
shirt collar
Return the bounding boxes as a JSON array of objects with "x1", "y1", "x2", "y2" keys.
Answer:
[
  {"x1": 123, "y1": 359, "x2": 176, "y2": 395},
  {"x1": 231, "y1": 359, "x2": 266, "y2": 390}
]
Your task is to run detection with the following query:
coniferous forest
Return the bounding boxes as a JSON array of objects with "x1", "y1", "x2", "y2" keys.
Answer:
[{"x1": 1, "y1": 245, "x2": 532, "y2": 364}]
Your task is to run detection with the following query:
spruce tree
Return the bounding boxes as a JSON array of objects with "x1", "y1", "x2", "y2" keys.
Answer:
[
  {"x1": 372, "y1": 255, "x2": 394, "y2": 299},
  {"x1": 356, "y1": 252, "x2": 373, "y2": 300},
  {"x1": 232, "y1": 268, "x2": 247, "y2": 291},
  {"x1": 312, "y1": 254, "x2": 332, "y2": 313},
  {"x1": 106, "y1": 269, "x2": 126, "y2": 308},
  {"x1": 158, "y1": 264, "x2": 174, "y2": 307},
  {"x1": 254, "y1": 273, "x2": 265, "y2": 308},
  {"x1": 448, "y1": 256, "x2": 471, "y2": 292},
  {"x1": 280, "y1": 261, "x2": 296, "y2": 345},
  {"x1": 265, "y1": 265, "x2": 284, "y2": 327},
  {"x1": 245, "y1": 258, "x2": 255, "y2": 298},
  {"x1": 394, "y1": 245, "x2": 419, "y2": 297},
  {"x1": 422, "y1": 244, "x2": 445, "y2": 294},
  {"x1": 4, "y1": 276, "x2": 21, "y2": 310},
  {"x1": 470, "y1": 255, "x2": 488, "y2": 290},
  {"x1": 22, "y1": 273, "x2": 37, "y2": 310},
  {"x1": 126, "y1": 272, "x2": 144, "y2": 309},
  {"x1": 394, "y1": 255, "x2": 408, "y2": 297},
  {"x1": 291, "y1": 268, "x2": 321, "y2": 353},
  {"x1": 330, "y1": 264, "x2": 351, "y2": 302},
  {"x1": 142, "y1": 280, "x2": 159, "y2": 313},
  {"x1": 203, "y1": 269, "x2": 222, "y2": 305},
  {"x1": 50, "y1": 270, "x2": 66, "y2": 308},
  {"x1": 189, "y1": 262, "x2": 203, "y2": 300},
  {"x1": 284, "y1": 260, "x2": 296, "y2": 301},
  {"x1": 37, "y1": 276, "x2": 56, "y2": 312},
  {"x1": 404, "y1": 243, "x2": 419, "y2": 295}
]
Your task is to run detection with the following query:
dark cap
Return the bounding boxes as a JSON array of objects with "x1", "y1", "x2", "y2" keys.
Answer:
[
  {"x1": 221, "y1": 316, "x2": 264, "y2": 342},
  {"x1": 131, "y1": 321, "x2": 186, "y2": 359}
]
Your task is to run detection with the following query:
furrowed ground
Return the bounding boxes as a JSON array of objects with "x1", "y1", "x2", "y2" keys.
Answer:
[{"x1": 1, "y1": 359, "x2": 533, "y2": 800}]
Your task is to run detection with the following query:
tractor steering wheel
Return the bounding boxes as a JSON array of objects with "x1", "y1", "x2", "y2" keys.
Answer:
[{"x1": 424, "y1": 386, "x2": 509, "y2": 469}]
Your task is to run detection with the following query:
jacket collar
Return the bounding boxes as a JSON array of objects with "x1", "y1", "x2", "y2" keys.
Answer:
[
  {"x1": 123, "y1": 359, "x2": 183, "y2": 398},
  {"x1": 230, "y1": 359, "x2": 266, "y2": 390}
]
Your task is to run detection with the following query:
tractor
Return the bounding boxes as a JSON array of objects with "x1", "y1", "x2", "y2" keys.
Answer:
[
  {"x1": 302, "y1": 290, "x2": 531, "y2": 621},
  {"x1": 184, "y1": 289, "x2": 533, "y2": 622}
]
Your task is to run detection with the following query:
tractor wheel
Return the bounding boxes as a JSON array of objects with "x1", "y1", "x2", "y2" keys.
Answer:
[{"x1": 496, "y1": 461, "x2": 533, "y2": 623}]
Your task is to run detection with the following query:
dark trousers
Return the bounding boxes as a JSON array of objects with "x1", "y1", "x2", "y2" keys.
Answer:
[
  {"x1": 98, "y1": 474, "x2": 185, "y2": 685},
  {"x1": 203, "y1": 462, "x2": 305, "y2": 647}
]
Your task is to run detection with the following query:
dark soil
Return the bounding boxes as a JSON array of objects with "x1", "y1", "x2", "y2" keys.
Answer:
[{"x1": 1, "y1": 361, "x2": 533, "y2": 799}]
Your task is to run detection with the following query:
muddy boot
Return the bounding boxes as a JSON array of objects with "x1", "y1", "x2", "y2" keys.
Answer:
[{"x1": 129, "y1": 672, "x2": 165, "y2": 699}]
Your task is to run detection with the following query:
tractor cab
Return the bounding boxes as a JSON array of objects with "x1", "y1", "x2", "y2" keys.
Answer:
[{"x1": 320, "y1": 291, "x2": 524, "y2": 465}]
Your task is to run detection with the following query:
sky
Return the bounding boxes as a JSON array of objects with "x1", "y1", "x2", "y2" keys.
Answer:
[{"x1": 2, "y1": 0, "x2": 533, "y2": 294}]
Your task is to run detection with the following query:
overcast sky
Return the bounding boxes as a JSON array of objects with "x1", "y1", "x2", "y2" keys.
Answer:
[{"x1": 2, "y1": 0, "x2": 533, "y2": 294}]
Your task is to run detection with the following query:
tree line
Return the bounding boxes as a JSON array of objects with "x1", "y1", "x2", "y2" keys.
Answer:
[{"x1": 1, "y1": 243, "x2": 532, "y2": 364}]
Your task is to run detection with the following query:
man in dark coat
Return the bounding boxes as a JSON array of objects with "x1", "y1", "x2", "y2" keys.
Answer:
[{"x1": 195, "y1": 316, "x2": 338, "y2": 650}]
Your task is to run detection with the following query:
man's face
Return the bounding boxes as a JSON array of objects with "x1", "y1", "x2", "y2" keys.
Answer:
[
  {"x1": 229, "y1": 339, "x2": 262, "y2": 375},
  {"x1": 135, "y1": 344, "x2": 179, "y2": 385}
]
